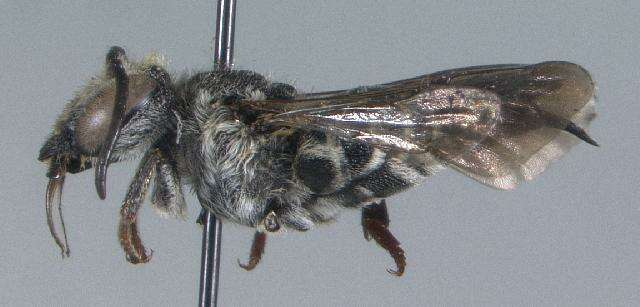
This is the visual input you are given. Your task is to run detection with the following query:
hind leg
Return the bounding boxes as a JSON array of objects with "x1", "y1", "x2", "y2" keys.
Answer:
[{"x1": 362, "y1": 200, "x2": 406, "y2": 276}]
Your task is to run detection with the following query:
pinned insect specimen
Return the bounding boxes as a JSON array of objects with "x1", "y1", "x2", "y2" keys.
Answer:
[{"x1": 39, "y1": 46, "x2": 596, "y2": 274}]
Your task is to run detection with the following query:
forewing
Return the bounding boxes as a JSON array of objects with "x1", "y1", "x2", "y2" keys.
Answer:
[
  {"x1": 278, "y1": 87, "x2": 500, "y2": 154},
  {"x1": 246, "y1": 83, "x2": 506, "y2": 190},
  {"x1": 246, "y1": 62, "x2": 595, "y2": 190}
]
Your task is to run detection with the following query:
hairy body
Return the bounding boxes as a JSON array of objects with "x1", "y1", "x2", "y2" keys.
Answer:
[
  {"x1": 39, "y1": 47, "x2": 597, "y2": 272},
  {"x1": 173, "y1": 70, "x2": 437, "y2": 230}
]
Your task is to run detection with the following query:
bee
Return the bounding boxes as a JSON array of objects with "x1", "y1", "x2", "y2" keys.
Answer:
[{"x1": 38, "y1": 46, "x2": 597, "y2": 275}]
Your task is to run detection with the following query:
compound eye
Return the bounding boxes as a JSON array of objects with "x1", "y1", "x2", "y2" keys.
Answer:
[{"x1": 74, "y1": 75, "x2": 156, "y2": 155}]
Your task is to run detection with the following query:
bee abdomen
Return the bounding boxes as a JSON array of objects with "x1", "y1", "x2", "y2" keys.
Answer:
[
  {"x1": 300, "y1": 153, "x2": 438, "y2": 224},
  {"x1": 344, "y1": 154, "x2": 436, "y2": 203},
  {"x1": 294, "y1": 131, "x2": 439, "y2": 206},
  {"x1": 356, "y1": 159, "x2": 416, "y2": 198},
  {"x1": 283, "y1": 131, "x2": 444, "y2": 227},
  {"x1": 294, "y1": 132, "x2": 387, "y2": 195},
  {"x1": 296, "y1": 155, "x2": 337, "y2": 194}
]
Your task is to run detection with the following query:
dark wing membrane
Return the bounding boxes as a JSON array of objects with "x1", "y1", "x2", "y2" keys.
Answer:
[
  {"x1": 246, "y1": 62, "x2": 596, "y2": 190},
  {"x1": 428, "y1": 61, "x2": 596, "y2": 188}
]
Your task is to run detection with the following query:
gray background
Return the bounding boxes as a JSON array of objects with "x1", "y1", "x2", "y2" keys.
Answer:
[{"x1": 2, "y1": 0, "x2": 639, "y2": 306}]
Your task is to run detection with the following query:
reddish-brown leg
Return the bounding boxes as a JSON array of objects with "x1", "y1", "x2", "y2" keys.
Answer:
[
  {"x1": 238, "y1": 231, "x2": 267, "y2": 271},
  {"x1": 362, "y1": 200, "x2": 406, "y2": 276},
  {"x1": 118, "y1": 149, "x2": 158, "y2": 264}
]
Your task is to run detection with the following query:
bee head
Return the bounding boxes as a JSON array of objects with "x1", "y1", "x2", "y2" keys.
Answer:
[
  {"x1": 38, "y1": 47, "x2": 174, "y2": 194},
  {"x1": 38, "y1": 46, "x2": 176, "y2": 198},
  {"x1": 38, "y1": 46, "x2": 177, "y2": 256}
]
